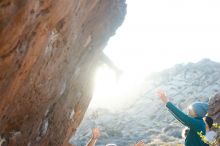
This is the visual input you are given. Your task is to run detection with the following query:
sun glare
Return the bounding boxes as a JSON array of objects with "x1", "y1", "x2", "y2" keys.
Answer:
[
  {"x1": 90, "y1": 0, "x2": 220, "y2": 110},
  {"x1": 91, "y1": 65, "x2": 117, "y2": 109},
  {"x1": 90, "y1": 65, "x2": 144, "y2": 110}
]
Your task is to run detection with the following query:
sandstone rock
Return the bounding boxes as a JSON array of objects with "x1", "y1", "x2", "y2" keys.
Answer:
[
  {"x1": 0, "y1": 0, "x2": 126, "y2": 146},
  {"x1": 208, "y1": 93, "x2": 220, "y2": 123}
]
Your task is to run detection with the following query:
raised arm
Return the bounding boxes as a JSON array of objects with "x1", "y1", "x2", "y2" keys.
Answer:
[
  {"x1": 86, "y1": 128, "x2": 100, "y2": 146},
  {"x1": 158, "y1": 90, "x2": 198, "y2": 128},
  {"x1": 166, "y1": 102, "x2": 198, "y2": 128}
]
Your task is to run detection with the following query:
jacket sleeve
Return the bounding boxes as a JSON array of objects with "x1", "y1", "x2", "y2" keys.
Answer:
[{"x1": 166, "y1": 102, "x2": 198, "y2": 129}]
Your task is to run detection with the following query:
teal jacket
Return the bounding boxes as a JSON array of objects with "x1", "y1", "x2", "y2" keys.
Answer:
[{"x1": 166, "y1": 102, "x2": 206, "y2": 146}]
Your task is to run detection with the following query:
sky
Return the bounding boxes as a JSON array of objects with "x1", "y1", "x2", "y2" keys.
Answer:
[
  {"x1": 90, "y1": 0, "x2": 220, "y2": 110},
  {"x1": 104, "y1": 0, "x2": 220, "y2": 73}
]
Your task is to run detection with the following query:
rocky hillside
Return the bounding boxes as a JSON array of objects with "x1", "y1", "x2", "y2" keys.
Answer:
[
  {"x1": 0, "y1": 0, "x2": 126, "y2": 146},
  {"x1": 71, "y1": 59, "x2": 220, "y2": 146}
]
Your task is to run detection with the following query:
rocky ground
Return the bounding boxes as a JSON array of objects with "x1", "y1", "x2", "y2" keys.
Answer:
[{"x1": 71, "y1": 59, "x2": 220, "y2": 146}]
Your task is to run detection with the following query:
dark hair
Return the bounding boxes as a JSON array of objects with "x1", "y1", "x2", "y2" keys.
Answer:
[
  {"x1": 204, "y1": 116, "x2": 214, "y2": 129},
  {"x1": 182, "y1": 127, "x2": 189, "y2": 138}
]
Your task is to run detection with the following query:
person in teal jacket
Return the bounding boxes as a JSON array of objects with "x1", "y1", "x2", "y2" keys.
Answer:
[{"x1": 158, "y1": 90, "x2": 208, "y2": 146}]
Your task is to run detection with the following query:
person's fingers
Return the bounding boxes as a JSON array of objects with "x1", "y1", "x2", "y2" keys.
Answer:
[
  {"x1": 94, "y1": 128, "x2": 101, "y2": 138},
  {"x1": 94, "y1": 128, "x2": 99, "y2": 131},
  {"x1": 93, "y1": 128, "x2": 99, "y2": 133},
  {"x1": 92, "y1": 128, "x2": 100, "y2": 138},
  {"x1": 139, "y1": 140, "x2": 144, "y2": 145},
  {"x1": 157, "y1": 90, "x2": 161, "y2": 95},
  {"x1": 157, "y1": 90, "x2": 166, "y2": 98},
  {"x1": 135, "y1": 140, "x2": 144, "y2": 146},
  {"x1": 157, "y1": 90, "x2": 163, "y2": 96}
]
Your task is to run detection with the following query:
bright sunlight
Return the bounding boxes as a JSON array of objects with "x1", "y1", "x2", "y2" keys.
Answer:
[{"x1": 90, "y1": 0, "x2": 220, "y2": 110}]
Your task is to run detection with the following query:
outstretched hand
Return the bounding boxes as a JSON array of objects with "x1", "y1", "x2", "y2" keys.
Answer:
[
  {"x1": 92, "y1": 128, "x2": 100, "y2": 140},
  {"x1": 134, "y1": 140, "x2": 145, "y2": 146},
  {"x1": 157, "y1": 90, "x2": 169, "y2": 104}
]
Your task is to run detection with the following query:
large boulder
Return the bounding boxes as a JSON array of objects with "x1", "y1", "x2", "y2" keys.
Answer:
[
  {"x1": 73, "y1": 59, "x2": 220, "y2": 145},
  {"x1": 0, "y1": 0, "x2": 126, "y2": 146},
  {"x1": 208, "y1": 93, "x2": 220, "y2": 123}
]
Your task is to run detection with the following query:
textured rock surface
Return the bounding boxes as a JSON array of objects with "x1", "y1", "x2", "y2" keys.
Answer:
[
  {"x1": 73, "y1": 59, "x2": 220, "y2": 146},
  {"x1": 0, "y1": 0, "x2": 126, "y2": 146},
  {"x1": 209, "y1": 93, "x2": 220, "y2": 123}
]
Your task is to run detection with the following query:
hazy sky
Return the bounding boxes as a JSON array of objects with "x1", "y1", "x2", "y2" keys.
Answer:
[
  {"x1": 104, "y1": 0, "x2": 220, "y2": 74},
  {"x1": 91, "y1": 0, "x2": 220, "y2": 110}
]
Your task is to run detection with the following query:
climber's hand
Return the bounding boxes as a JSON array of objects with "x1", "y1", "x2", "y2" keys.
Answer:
[
  {"x1": 157, "y1": 90, "x2": 169, "y2": 104},
  {"x1": 92, "y1": 128, "x2": 100, "y2": 140},
  {"x1": 134, "y1": 140, "x2": 145, "y2": 146}
]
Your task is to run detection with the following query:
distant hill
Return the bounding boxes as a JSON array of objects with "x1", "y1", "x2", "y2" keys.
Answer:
[{"x1": 71, "y1": 59, "x2": 220, "y2": 146}]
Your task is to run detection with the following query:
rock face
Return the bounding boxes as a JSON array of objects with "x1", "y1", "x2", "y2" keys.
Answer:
[
  {"x1": 209, "y1": 93, "x2": 220, "y2": 123},
  {"x1": 0, "y1": 0, "x2": 126, "y2": 146},
  {"x1": 73, "y1": 59, "x2": 220, "y2": 146}
]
